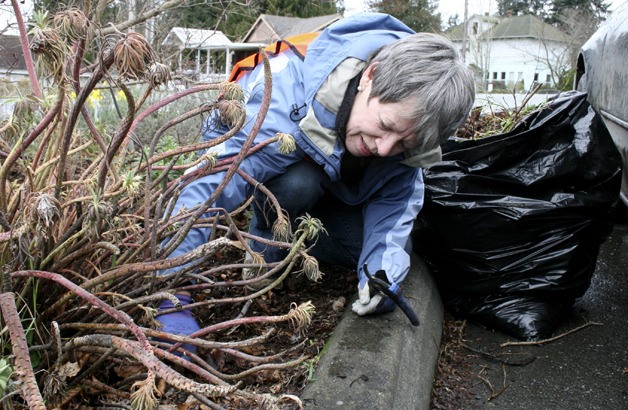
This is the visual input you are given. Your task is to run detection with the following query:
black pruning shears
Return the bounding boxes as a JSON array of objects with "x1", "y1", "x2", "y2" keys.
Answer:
[{"x1": 364, "y1": 264, "x2": 420, "y2": 327}]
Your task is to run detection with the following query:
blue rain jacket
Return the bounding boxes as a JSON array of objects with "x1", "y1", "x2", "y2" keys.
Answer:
[{"x1": 165, "y1": 13, "x2": 430, "y2": 286}]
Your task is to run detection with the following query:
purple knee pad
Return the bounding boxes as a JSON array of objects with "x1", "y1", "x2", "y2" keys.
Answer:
[{"x1": 156, "y1": 294, "x2": 201, "y2": 356}]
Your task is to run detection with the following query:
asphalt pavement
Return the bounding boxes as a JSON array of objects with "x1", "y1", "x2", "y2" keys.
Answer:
[
  {"x1": 300, "y1": 222, "x2": 627, "y2": 410},
  {"x1": 461, "y1": 222, "x2": 627, "y2": 409}
]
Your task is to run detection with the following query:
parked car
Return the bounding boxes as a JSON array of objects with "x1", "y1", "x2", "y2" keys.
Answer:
[{"x1": 575, "y1": 3, "x2": 628, "y2": 209}]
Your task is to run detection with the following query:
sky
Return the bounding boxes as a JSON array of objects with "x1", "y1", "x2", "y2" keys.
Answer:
[
  {"x1": 344, "y1": 0, "x2": 626, "y2": 22},
  {"x1": 344, "y1": 0, "x2": 500, "y2": 20},
  {"x1": 2, "y1": 0, "x2": 627, "y2": 34}
]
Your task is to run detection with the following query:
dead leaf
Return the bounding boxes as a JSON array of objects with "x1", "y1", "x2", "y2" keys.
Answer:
[{"x1": 57, "y1": 361, "x2": 81, "y2": 379}]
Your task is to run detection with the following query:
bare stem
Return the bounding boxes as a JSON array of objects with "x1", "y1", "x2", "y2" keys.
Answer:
[
  {"x1": 10, "y1": 0, "x2": 42, "y2": 98},
  {"x1": 11, "y1": 270, "x2": 153, "y2": 353},
  {"x1": 0, "y1": 292, "x2": 46, "y2": 409}
]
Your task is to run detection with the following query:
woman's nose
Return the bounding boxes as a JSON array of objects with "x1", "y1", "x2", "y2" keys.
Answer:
[{"x1": 375, "y1": 135, "x2": 397, "y2": 157}]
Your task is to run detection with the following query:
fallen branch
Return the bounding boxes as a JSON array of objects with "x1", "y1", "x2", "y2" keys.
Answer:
[
  {"x1": 500, "y1": 321, "x2": 603, "y2": 347},
  {"x1": 462, "y1": 342, "x2": 535, "y2": 366}
]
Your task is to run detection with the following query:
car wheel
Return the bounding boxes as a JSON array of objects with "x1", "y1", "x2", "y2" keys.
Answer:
[{"x1": 576, "y1": 72, "x2": 588, "y2": 92}]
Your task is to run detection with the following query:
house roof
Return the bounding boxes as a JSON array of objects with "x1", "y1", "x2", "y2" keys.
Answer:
[
  {"x1": 162, "y1": 27, "x2": 233, "y2": 50},
  {"x1": 0, "y1": 35, "x2": 26, "y2": 72},
  {"x1": 446, "y1": 14, "x2": 500, "y2": 41},
  {"x1": 446, "y1": 14, "x2": 567, "y2": 43},
  {"x1": 483, "y1": 14, "x2": 567, "y2": 42},
  {"x1": 241, "y1": 13, "x2": 342, "y2": 43}
]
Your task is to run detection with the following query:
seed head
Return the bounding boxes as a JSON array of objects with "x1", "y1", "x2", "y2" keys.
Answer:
[
  {"x1": 220, "y1": 81, "x2": 245, "y2": 102},
  {"x1": 288, "y1": 301, "x2": 315, "y2": 333},
  {"x1": 146, "y1": 62, "x2": 171, "y2": 88},
  {"x1": 30, "y1": 27, "x2": 68, "y2": 82},
  {"x1": 216, "y1": 100, "x2": 245, "y2": 128},
  {"x1": 200, "y1": 151, "x2": 218, "y2": 171},
  {"x1": 272, "y1": 212, "x2": 291, "y2": 242},
  {"x1": 130, "y1": 374, "x2": 159, "y2": 410},
  {"x1": 114, "y1": 32, "x2": 156, "y2": 80},
  {"x1": 28, "y1": 192, "x2": 60, "y2": 228},
  {"x1": 276, "y1": 132, "x2": 296, "y2": 154},
  {"x1": 301, "y1": 254, "x2": 323, "y2": 282},
  {"x1": 52, "y1": 8, "x2": 90, "y2": 43}
]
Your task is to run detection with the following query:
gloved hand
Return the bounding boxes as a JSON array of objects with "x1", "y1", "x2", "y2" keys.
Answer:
[
  {"x1": 156, "y1": 294, "x2": 201, "y2": 356},
  {"x1": 351, "y1": 271, "x2": 399, "y2": 316}
]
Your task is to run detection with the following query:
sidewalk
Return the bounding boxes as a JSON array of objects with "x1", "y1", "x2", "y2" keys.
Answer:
[{"x1": 301, "y1": 252, "x2": 443, "y2": 410}]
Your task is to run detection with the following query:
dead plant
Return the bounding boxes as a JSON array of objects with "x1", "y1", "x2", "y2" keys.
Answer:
[{"x1": 0, "y1": 4, "x2": 326, "y2": 409}]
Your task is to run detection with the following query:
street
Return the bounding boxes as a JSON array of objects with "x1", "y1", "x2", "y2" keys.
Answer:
[{"x1": 461, "y1": 221, "x2": 627, "y2": 409}]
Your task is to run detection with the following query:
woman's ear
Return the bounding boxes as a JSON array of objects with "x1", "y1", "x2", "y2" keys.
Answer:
[{"x1": 360, "y1": 63, "x2": 378, "y2": 89}]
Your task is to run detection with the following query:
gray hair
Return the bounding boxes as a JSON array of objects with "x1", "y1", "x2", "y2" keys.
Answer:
[{"x1": 367, "y1": 33, "x2": 476, "y2": 152}]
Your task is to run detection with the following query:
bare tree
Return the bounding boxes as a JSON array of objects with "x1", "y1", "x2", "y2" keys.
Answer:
[{"x1": 518, "y1": 8, "x2": 598, "y2": 90}]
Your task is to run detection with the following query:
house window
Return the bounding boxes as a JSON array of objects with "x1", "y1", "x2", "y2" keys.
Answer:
[
  {"x1": 493, "y1": 72, "x2": 498, "y2": 79},
  {"x1": 546, "y1": 74, "x2": 551, "y2": 84},
  {"x1": 508, "y1": 72, "x2": 514, "y2": 81},
  {"x1": 518, "y1": 72, "x2": 523, "y2": 80},
  {"x1": 501, "y1": 72, "x2": 506, "y2": 80},
  {"x1": 534, "y1": 73, "x2": 539, "y2": 82},
  {"x1": 473, "y1": 22, "x2": 478, "y2": 35}
]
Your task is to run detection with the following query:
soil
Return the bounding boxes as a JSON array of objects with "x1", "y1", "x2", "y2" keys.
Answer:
[
  {"x1": 429, "y1": 313, "x2": 481, "y2": 409},
  {"x1": 57, "y1": 247, "x2": 474, "y2": 409},
  {"x1": 170, "y1": 269, "x2": 478, "y2": 410},
  {"x1": 189, "y1": 269, "x2": 480, "y2": 410},
  {"x1": 170, "y1": 263, "x2": 359, "y2": 408}
]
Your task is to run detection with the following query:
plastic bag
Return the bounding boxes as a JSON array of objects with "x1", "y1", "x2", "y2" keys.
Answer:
[{"x1": 413, "y1": 91, "x2": 622, "y2": 340}]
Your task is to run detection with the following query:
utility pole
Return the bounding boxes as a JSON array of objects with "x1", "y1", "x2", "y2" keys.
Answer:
[{"x1": 461, "y1": 0, "x2": 469, "y2": 62}]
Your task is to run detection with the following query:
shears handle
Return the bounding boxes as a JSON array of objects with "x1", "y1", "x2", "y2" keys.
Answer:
[{"x1": 364, "y1": 264, "x2": 420, "y2": 327}]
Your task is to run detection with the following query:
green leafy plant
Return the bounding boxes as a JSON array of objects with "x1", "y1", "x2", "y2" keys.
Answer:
[{"x1": 0, "y1": 357, "x2": 13, "y2": 395}]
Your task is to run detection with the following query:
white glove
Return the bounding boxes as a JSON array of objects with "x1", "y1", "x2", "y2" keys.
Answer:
[{"x1": 351, "y1": 279, "x2": 396, "y2": 316}]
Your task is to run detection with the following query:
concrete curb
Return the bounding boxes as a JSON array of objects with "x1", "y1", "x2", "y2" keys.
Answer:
[{"x1": 301, "y1": 253, "x2": 443, "y2": 409}]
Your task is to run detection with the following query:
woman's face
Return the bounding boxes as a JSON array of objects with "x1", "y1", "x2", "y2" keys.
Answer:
[{"x1": 345, "y1": 64, "x2": 418, "y2": 158}]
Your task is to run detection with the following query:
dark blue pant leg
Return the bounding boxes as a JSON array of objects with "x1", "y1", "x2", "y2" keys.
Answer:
[
  {"x1": 308, "y1": 196, "x2": 363, "y2": 268},
  {"x1": 249, "y1": 160, "x2": 364, "y2": 269},
  {"x1": 249, "y1": 160, "x2": 330, "y2": 261}
]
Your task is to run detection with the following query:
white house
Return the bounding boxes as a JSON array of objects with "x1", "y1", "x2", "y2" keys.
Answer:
[
  {"x1": 241, "y1": 13, "x2": 342, "y2": 43},
  {"x1": 447, "y1": 14, "x2": 570, "y2": 92},
  {"x1": 161, "y1": 27, "x2": 263, "y2": 82},
  {"x1": 162, "y1": 15, "x2": 342, "y2": 83}
]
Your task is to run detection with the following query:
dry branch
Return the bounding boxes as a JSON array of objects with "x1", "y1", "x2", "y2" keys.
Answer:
[{"x1": 0, "y1": 292, "x2": 46, "y2": 409}]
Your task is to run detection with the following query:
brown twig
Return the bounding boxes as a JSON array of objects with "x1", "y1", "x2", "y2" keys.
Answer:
[
  {"x1": 70, "y1": 334, "x2": 238, "y2": 397},
  {"x1": 160, "y1": 50, "x2": 273, "y2": 258},
  {"x1": 0, "y1": 292, "x2": 46, "y2": 409},
  {"x1": 500, "y1": 321, "x2": 603, "y2": 347},
  {"x1": 97, "y1": 81, "x2": 135, "y2": 189},
  {"x1": 462, "y1": 343, "x2": 536, "y2": 366},
  {"x1": 37, "y1": 236, "x2": 233, "y2": 321},
  {"x1": 486, "y1": 365, "x2": 508, "y2": 401},
  {"x1": 12, "y1": 270, "x2": 153, "y2": 353},
  {"x1": 0, "y1": 89, "x2": 65, "y2": 211},
  {"x1": 55, "y1": 44, "x2": 115, "y2": 199},
  {"x1": 9, "y1": 0, "x2": 42, "y2": 98}
]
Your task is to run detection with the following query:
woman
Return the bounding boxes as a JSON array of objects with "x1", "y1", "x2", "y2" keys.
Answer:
[{"x1": 157, "y1": 12, "x2": 476, "y2": 354}]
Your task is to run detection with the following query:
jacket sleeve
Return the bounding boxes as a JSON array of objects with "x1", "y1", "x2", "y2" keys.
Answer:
[
  {"x1": 358, "y1": 165, "x2": 424, "y2": 286},
  {"x1": 162, "y1": 145, "x2": 304, "y2": 260},
  {"x1": 163, "y1": 51, "x2": 307, "y2": 260}
]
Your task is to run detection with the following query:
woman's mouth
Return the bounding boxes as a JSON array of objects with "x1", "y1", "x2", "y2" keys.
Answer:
[{"x1": 359, "y1": 138, "x2": 372, "y2": 156}]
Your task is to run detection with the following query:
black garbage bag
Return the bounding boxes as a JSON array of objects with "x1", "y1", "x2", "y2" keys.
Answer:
[{"x1": 413, "y1": 91, "x2": 622, "y2": 341}]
